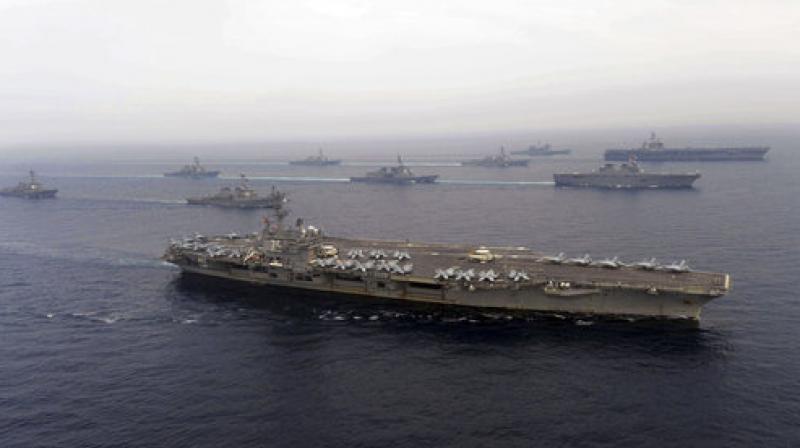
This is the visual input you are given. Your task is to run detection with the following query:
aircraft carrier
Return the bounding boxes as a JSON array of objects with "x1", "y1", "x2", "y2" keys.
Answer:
[
  {"x1": 605, "y1": 133, "x2": 769, "y2": 162},
  {"x1": 164, "y1": 210, "x2": 730, "y2": 320}
]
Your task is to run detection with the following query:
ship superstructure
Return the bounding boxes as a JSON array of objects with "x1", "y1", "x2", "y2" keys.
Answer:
[
  {"x1": 0, "y1": 171, "x2": 58, "y2": 199},
  {"x1": 164, "y1": 208, "x2": 730, "y2": 320},
  {"x1": 605, "y1": 133, "x2": 769, "y2": 162}
]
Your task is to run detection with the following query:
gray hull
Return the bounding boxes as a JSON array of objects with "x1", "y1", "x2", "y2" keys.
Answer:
[
  {"x1": 289, "y1": 160, "x2": 341, "y2": 166},
  {"x1": 186, "y1": 198, "x2": 281, "y2": 208},
  {"x1": 605, "y1": 147, "x2": 768, "y2": 162},
  {"x1": 0, "y1": 189, "x2": 58, "y2": 199},
  {"x1": 554, "y1": 173, "x2": 699, "y2": 189},
  {"x1": 165, "y1": 171, "x2": 220, "y2": 178},
  {"x1": 461, "y1": 160, "x2": 529, "y2": 167},
  {"x1": 511, "y1": 149, "x2": 571, "y2": 156},
  {"x1": 177, "y1": 264, "x2": 715, "y2": 320},
  {"x1": 350, "y1": 175, "x2": 438, "y2": 184}
]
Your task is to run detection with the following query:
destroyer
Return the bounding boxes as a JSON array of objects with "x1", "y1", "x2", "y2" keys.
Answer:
[
  {"x1": 605, "y1": 132, "x2": 769, "y2": 162},
  {"x1": 289, "y1": 148, "x2": 341, "y2": 166},
  {"x1": 0, "y1": 171, "x2": 58, "y2": 199},
  {"x1": 187, "y1": 175, "x2": 286, "y2": 208},
  {"x1": 350, "y1": 156, "x2": 438, "y2": 184},
  {"x1": 165, "y1": 157, "x2": 220, "y2": 178},
  {"x1": 163, "y1": 208, "x2": 730, "y2": 320},
  {"x1": 511, "y1": 143, "x2": 571, "y2": 157},
  {"x1": 462, "y1": 147, "x2": 529, "y2": 167},
  {"x1": 554, "y1": 157, "x2": 700, "y2": 189}
]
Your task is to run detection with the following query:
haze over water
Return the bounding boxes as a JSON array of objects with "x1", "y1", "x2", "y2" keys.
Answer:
[{"x1": 1, "y1": 1, "x2": 798, "y2": 150}]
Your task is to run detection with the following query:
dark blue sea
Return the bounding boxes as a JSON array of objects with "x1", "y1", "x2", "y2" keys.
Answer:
[{"x1": 2, "y1": 135, "x2": 799, "y2": 447}]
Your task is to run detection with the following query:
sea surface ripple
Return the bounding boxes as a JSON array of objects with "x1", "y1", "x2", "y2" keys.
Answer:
[{"x1": 1, "y1": 147, "x2": 799, "y2": 447}]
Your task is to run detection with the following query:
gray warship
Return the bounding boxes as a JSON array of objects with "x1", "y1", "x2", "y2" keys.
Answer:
[
  {"x1": 554, "y1": 158, "x2": 700, "y2": 189},
  {"x1": 605, "y1": 132, "x2": 769, "y2": 162},
  {"x1": 187, "y1": 175, "x2": 286, "y2": 208},
  {"x1": 462, "y1": 147, "x2": 529, "y2": 167},
  {"x1": 289, "y1": 149, "x2": 341, "y2": 166},
  {"x1": 511, "y1": 143, "x2": 571, "y2": 157},
  {"x1": 165, "y1": 157, "x2": 220, "y2": 178},
  {"x1": 163, "y1": 207, "x2": 730, "y2": 320},
  {"x1": 0, "y1": 171, "x2": 58, "y2": 199},
  {"x1": 350, "y1": 156, "x2": 438, "y2": 184}
]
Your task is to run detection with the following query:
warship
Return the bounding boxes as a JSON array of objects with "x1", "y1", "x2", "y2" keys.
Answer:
[
  {"x1": 187, "y1": 175, "x2": 287, "y2": 208},
  {"x1": 511, "y1": 143, "x2": 571, "y2": 157},
  {"x1": 554, "y1": 157, "x2": 700, "y2": 189},
  {"x1": 605, "y1": 132, "x2": 769, "y2": 162},
  {"x1": 164, "y1": 157, "x2": 220, "y2": 178},
  {"x1": 289, "y1": 148, "x2": 341, "y2": 166},
  {"x1": 0, "y1": 171, "x2": 58, "y2": 199},
  {"x1": 350, "y1": 156, "x2": 438, "y2": 184},
  {"x1": 163, "y1": 207, "x2": 730, "y2": 320},
  {"x1": 462, "y1": 147, "x2": 529, "y2": 167}
]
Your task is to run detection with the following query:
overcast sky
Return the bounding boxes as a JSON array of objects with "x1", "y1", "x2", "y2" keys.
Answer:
[{"x1": 1, "y1": 0, "x2": 798, "y2": 148}]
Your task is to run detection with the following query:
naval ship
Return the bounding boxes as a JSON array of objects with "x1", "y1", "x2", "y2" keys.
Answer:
[
  {"x1": 350, "y1": 156, "x2": 438, "y2": 184},
  {"x1": 164, "y1": 157, "x2": 221, "y2": 178},
  {"x1": 163, "y1": 207, "x2": 730, "y2": 320},
  {"x1": 554, "y1": 158, "x2": 700, "y2": 189},
  {"x1": 187, "y1": 175, "x2": 287, "y2": 208},
  {"x1": 605, "y1": 133, "x2": 769, "y2": 162},
  {"x1": 0, "y1": 171, "x2": 58, "y2": 199},
  {"x1": 511, "y1": 143, "x2": 571, "y2": 157},
  {"x1": 462, "y1": 147, "x2": 529, "y2": 167},
  {"x1": 289, "y1": 149, "x2": 341, "y2": 166}
]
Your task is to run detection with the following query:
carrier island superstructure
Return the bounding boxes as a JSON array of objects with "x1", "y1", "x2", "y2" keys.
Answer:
[{"x1": 164, "y1": 210, "x2": 730, "y2": 321}]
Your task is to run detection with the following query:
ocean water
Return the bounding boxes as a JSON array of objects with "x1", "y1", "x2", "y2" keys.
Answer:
[{"x1": 1, "y1": 141, "x2": 799, "y2": 447}]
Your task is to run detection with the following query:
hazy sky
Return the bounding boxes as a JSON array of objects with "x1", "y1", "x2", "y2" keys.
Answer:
[{"x1": 1, "y1": 0, "x2": 798, "y2": 147}]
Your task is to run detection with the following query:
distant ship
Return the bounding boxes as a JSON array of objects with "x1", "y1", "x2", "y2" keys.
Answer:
[
  {"x1": 165, "y1": 157, "x2": 220, "y2": 178},
  {"x1": 187, "y1": 175, "x2": 286, "y2": 208},
  {"x1": 605, "y1": 133, "x2": 769, "y2": 162},
  {"x1": 462, "y1": 147, "x2": 529, "y2": 167},
  {"x1": 289, "y1": 149, "x2": 341, "y2": 166},
  {"x1": 350, "y1": 156, "x2": 438, "y2": 184},
  {"x1": 0, "y1": 171, "x2": 58, "y2": 199},
  {"x1": 511, "y1": 143, "x2": 571, "y2": 157},
  {"x1": 554, "y1": 157, "x2": 700, "y2": 189}
]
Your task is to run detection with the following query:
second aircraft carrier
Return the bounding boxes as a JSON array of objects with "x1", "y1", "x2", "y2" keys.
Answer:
[{"x1": 605, "y1": 133, "x2": 769, "y2": 162}]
